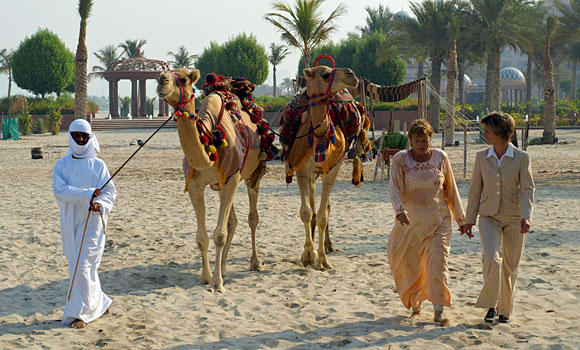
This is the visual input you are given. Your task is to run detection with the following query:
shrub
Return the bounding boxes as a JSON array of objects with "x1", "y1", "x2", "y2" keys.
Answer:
[
  {"x1": 47, "y1": 106, "x2": 62, "y2": 135},
  {"x1": 10, "y1": 96, "x2": 28, "y2": 116},
  {"x1": 18, "y1": 111, "x2": 32, "y2": 135},
  {"x1": 32, "y1": 118, "x2": 46, "y2": 134}
]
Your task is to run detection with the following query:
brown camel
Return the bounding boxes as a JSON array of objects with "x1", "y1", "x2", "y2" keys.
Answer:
[
  {"x1": 281, "y1": 64, "x2": 371, "y2": 270},
  {"x1": 156, "y1": 69, "x2": 270, "y2": 293}
]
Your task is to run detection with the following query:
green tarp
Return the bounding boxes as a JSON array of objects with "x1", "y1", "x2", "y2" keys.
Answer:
[{"x1": 2, "y1": 118, "x2": 19, "y2": 140}]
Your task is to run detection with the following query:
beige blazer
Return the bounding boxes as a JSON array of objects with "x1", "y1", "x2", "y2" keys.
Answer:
[{"x1": 466, "y1": 146, "x2": 535, "y2": 224}]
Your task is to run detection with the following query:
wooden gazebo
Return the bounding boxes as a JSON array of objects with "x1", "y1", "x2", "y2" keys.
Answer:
[{"x1": 102, "y1": 55, "x2": 170, "y2": 118}]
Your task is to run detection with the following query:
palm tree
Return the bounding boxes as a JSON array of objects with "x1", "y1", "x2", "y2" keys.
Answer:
[
  {"x1": 555, "y1": 0, "x2": 580, "y2": 100},
  {"x1": 89, "y1": 45, "x2": 123, "y2": 80},
  {"x1": 280, "y1": 77, "x2": 293, "y2": 95},
  {"x1": 269, "y1": 44, "x2": 289, "y2": 97},
  {"x1": 265, "y1": 0, "x2": 347, "y2": 68},
  {"x1": 0, "y1": 49, "x2": 13, "y2": 112},
  {"x1": 74, "y1": 0, "x2": 93, "y2": 120},
  {"x1": 394, "y1": 0, "x2": 457, "y2": 131},
  {"x1": 167, "y1": 46, "x2": 198, "y2": 69},
  {"x1": 360, "y1": 4, "x2": 394, "y2": 35},
  {"x1": 463, "y1": 0, "x2": 532, "y2": 113},
  {"x1": 542, "y1": 15, "x2": 559, "y2": 144},
  {"x1": 120, "y1": 39, "x2": 147, "y2": 58}
]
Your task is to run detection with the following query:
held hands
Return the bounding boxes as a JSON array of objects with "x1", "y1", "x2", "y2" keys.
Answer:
[
  {"x1": 460, "y1": 224, "x2": 474, "y2": 239},
  {"x1": 396, "y1": 212, "x2": 410, "y2": 225},
  {"x1": 92, "y1": 188, "x2": 102, "y2": 198},
  {"x1": 520, "y1": 219, "x2": 531, "y2": 234}
]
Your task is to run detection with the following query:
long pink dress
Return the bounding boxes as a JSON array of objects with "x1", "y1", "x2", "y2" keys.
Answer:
[{"x1": 387, "y1": 149, "x2": 465, "y2": 309}]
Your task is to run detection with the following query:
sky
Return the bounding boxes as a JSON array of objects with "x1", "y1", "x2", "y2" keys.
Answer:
[{"x1": 0, "y1": 0, "x2": 411, "y2": 99}]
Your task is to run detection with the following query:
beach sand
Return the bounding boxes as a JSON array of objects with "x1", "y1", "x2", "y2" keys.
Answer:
[{"x1": 1, "y1": 128, "x2": 579, "y2": 349}]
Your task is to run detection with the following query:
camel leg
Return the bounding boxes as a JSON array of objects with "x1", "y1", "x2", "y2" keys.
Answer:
[
  {"x1": 314, "y1": 165, "x2": 341, "y2": 270},
  {"x1": 324, "y1": 202, "x2": 334, "y2": 253},
  {"x1": 187, "y1": 185, "x2": 212, "y2": 284},
  {"x1": 247, "y1": 179, "x2": 263, "y2": 271},
  {"x1": 221, "y1": 205, "x2": 237, "y2": 277},
  {"x1": 297, "y1": 166, "x2": 318, "y2": 267},
  {"x1": 209, "y1": 177, "x2": 240, "y2": 293}
]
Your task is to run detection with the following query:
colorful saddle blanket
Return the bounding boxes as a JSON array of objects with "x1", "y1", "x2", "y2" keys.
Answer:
[{"x1": 280, "y1": 89, "x2": 363, "y2": 158}]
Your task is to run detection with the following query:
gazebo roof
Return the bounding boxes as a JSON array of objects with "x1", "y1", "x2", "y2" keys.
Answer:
[{"x1": 102, "y1": 56, "x2": 170, "y2": 80}]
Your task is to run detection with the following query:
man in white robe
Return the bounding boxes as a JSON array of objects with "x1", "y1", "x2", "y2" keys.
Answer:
[{"x1": 53, "y1": 119, "x2": 116, "y2": 328}]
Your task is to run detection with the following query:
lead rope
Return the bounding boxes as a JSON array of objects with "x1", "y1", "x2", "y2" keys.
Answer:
[{"x1": 69, "y1": 72, "x2": 190, "y2": 300}]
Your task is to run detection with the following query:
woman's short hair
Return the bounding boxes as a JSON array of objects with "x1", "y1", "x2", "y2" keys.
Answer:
[
  {"x1": 480, "y1": 112, "x2": 515, "y2": 142},
  {"x1": 408, "y1": 119, "x2": 434, "y2": 140}
]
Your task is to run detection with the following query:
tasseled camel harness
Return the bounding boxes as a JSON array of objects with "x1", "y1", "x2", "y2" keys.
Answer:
[
  {"x1": 280, "y1": 55, "x2": 371, "y2": 186},
  {"x1": 167, "y1": 72, "x2": 278, "y2": 189}
]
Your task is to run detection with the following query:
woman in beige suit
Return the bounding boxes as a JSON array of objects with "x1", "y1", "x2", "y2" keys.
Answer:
[{"x1": 463, "y1": 112, "x2": 535, "y2": 323}]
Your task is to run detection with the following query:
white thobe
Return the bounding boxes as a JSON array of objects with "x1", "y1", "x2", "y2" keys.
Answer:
[{"x1": 53, "y1": 155, "x2": 116, "y2": 326}]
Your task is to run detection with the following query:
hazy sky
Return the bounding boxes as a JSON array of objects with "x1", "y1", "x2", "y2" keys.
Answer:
[{"x1": 0, "y1": 0, "x2": 411, "y2": 98}]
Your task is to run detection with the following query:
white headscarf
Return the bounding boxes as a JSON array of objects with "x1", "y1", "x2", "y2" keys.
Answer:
[{"x1": 67, "y1": 119, "x2": 100, "y2": 159}]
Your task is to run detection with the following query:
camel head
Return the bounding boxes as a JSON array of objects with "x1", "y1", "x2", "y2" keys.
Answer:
[
  {"x1": 303, "y1": 66, "x2": 358, "y2": 99},
  {"x1": 156, "y1": 68, "x2": 201, "y2": 108}
]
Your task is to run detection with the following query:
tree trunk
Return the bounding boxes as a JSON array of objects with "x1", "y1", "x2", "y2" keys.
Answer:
[
  {"x1": 485, "y1": 42, "x2": 502, "y2": 113},
  {"x1": 429, "y1": 57, "x2": 442, "y2": 132},
  {"x1": 526, "y1": 53, "x2": 533, "y2": 116},
  {"x1": 273, "y1": 65, "x2": 277, "y2": 97},
  {"x1": 543, "y1": 39, "x2": 556, "y2": 144},
  {"x1": 7, "y1": 71, "x2": 12, "y2": 116},
  {"x1": 445, "y1": 42, "x2": 457, "y2": 147},
  {"x1": 554, "y1": 64, "x2": 560, "y2": 99},
  {"x1": 572, "y1": 59, "x2": 577, "y2": 100},
  {"x1": 458, "y1": 62, "x2": 465, "y2": 105},
  {"x1": 417, "y1": 59, "x2": 424, "y2": 79},
  {"x1": 74, "y1": 21, "x2": 88, "y2": 120}
]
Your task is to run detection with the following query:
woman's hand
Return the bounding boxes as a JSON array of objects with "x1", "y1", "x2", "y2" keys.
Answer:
[
  {"x1": 396, "y1": 212, "x2": 410, "y2": 225},
  {"x1": 520, "y1": 219, "x2": 531, "y2": 234},
  {"x1": 461, "y1": 223, "x2": 474, "y2": 238},
  {"x1": 92, "y1": 188, "x2": 102, "y2": 198}
]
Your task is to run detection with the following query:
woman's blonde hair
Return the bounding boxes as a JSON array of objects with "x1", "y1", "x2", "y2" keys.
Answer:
[{"x1": 408, "y1": 119, "x2": 434, "y2": 140}]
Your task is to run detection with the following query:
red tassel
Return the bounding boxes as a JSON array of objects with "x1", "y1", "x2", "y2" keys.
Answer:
[
  {"x1": 286, "y1": 175, "x2": 293, "y2": 184},
  {"x1": 200, "y1": 135, "x2": 209, "y2": 144},
  {"x1": 226, "y1": 101, "x2": 236, "y2": 110},
  {"x1": 209, "y1": 152, "x2": 219, "y2": 161}
]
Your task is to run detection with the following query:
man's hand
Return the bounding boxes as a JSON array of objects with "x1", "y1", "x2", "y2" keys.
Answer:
[
  {"x1": 461, "y1": 223, "x2": 474, "y2": 238},
  {"x1": 396, "y1": 212, "x2": 410, "y2": 225},
  {"x1": 90, "y1": 202, "x2": 102, "y2": 212},
  {"x1": 92, "y1": 188, "x2": 102, "y2": 198},
  {"x1": 459, "y1": 224, "x2": 474, "y2": 239},
  {"x1": 520, "y1": 219, "x2": 531, "y2": 234}
]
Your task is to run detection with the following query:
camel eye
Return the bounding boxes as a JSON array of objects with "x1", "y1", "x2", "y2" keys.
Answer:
[
  {"x1": 180, "y1": 78, "x2": 187, "y2": 84},
  {"x1": 322, "y1": 73, "x2": 331, "y2": 80}
]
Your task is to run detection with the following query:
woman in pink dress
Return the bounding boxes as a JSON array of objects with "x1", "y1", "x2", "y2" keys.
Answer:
[{"x1": 387, "y1": 119, "x2": 469, "y2": 324}]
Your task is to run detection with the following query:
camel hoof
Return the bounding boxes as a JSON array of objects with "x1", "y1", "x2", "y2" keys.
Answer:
[
  {"x1": 250, "y1": 258, "x2": 264, "y2": 271},
  {"x1": 314, "y1": 257, "x2": 333, "y2": 271},
  {"x1": 325, "y1": 243, "x2": 335, "y2": 253},
  {"x1": 301, "y1": 249, "x2": 318, "y2": 268},
  {"x1": 201, "y1": 271, "x2": 213, "y2": 284}
]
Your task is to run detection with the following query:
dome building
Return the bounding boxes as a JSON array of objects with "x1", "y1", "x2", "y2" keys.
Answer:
[{"x1": 500, "y1": 67, "x2": 526, "y2": 105}]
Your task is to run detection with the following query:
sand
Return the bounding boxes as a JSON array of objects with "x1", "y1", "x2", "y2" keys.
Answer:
[{"x1": 1, "y1": 127, "x2": 579, "y2": 349}]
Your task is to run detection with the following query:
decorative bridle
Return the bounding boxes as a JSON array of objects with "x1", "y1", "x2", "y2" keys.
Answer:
[
  {"x1": 164, "y1": 71, "x2": 222, "y2": 161},
  {"x1": 306, "y1": 55, "x2": 337, "y2": 162}
]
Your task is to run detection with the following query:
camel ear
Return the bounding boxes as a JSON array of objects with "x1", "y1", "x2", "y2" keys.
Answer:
[
  {"x1": 303, "y1": 68, "x2": 314, "y2": 79},
  {"x1": 190, "y1": 69, "x2": 201, "y2": 84}
]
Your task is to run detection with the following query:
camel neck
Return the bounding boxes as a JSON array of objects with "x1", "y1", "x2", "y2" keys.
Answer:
[{"x1": 310, "y1": 103, "x2": 329, "y2": 135}]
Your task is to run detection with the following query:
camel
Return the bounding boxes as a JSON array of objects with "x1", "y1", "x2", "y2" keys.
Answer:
[
  {"x1": 156, "y1": 68, "x2": 274, "y2": 293},
  {"x1": 280, "y1": 60, "x2": 371, "y2": 270}
]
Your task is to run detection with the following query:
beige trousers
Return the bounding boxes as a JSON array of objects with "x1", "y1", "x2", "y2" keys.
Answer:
[{"x1": 475, "y1": 215, "x2": 526, "y2": 317}]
